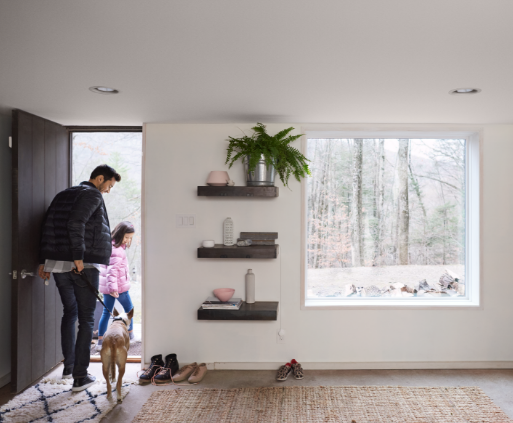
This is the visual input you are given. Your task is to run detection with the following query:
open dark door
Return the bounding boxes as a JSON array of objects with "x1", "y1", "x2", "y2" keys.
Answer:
[{"x1": 11, "y1": 110, "x2": 70, "y2": 393}]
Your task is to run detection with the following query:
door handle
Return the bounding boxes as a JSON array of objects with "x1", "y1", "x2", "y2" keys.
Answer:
[{"x1": 21, "y1": 269, "x2": 34, "y2": 279}]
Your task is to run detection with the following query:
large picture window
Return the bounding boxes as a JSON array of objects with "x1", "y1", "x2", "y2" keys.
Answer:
[{"x1": 303, "y1": 131, "x2": 479, "y2": 307}]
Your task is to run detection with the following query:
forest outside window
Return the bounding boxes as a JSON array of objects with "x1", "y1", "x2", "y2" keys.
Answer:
[{"x1": 303, "y1": 131, "x2": 480, "y2": 307}]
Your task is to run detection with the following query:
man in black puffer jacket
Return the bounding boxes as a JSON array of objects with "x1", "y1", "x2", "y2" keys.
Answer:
[{"x1": 38, "y1": 164, "x2": 121, "y2": 392}]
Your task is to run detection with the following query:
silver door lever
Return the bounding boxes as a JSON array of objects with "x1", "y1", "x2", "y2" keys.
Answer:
[{"x1": 21, "y1": 269, "x2": 34, "y2": 279}]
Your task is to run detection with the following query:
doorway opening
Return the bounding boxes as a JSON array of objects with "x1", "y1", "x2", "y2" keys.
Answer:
[{"x1": 70, "y1": 129, "x2": 142, "y2": 359}]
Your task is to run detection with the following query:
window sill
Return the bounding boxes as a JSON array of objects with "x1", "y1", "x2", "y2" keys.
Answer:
[{"x1": 303, "y1": 297, "x2": 480, "y2": 310}]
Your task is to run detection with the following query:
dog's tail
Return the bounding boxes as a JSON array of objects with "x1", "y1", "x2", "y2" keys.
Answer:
[{"x1": 110, "y1": 344, "x2": 117, "y2": 381}]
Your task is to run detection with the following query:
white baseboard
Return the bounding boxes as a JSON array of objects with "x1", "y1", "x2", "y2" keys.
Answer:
[
  {"x1": 212, "y1": 361, "x2": 513, "y2": 370},
  {"x1": 0, "y1": 372, "x2": 10, "y2": 389},
  {"x1": 144, "y1": 361, "x2": 513, "y2": 371}
]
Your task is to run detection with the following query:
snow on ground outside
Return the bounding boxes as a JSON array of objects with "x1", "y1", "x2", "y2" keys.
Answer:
[{"x1": 307, "y1": 264, "x2": 464, "y2": 298}]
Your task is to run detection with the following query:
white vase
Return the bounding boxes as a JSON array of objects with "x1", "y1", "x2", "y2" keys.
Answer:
[
  {"x1": 245, "y1": 269, "x2": 255, "y2": 304},
  {"x1": 223, "y1": 217, "x2": 234, "y2": 246}
]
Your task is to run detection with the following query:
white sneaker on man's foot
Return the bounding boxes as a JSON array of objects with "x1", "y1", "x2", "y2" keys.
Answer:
[{"x1": 62, "y1": 366, "x2": 73, "y2": 379}]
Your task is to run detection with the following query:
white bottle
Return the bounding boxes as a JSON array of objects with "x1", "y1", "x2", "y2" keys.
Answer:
[
  {"x1": 245, "y1": 269, "x2": 255, "y2": 304},
  {"x1": 223, "y1": 217, "x2": 234, "y2": 246}
]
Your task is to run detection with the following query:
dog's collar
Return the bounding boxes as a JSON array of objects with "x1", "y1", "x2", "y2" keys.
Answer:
[{"x1": 112, "y1": 316, "x2": 128, "y2": 327}]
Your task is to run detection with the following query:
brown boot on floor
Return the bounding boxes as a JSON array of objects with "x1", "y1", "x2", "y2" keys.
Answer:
[
  {"x1": 172, "y1": 362, "x2": 197, "y2": 382},
  {"x1": 188, "y1": 363, "x2": 208, "y2": 383}
]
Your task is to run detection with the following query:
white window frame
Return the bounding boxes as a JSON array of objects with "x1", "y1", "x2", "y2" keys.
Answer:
[{"x1": 300, "y1": 127, "x2": 481, "y2": 309}]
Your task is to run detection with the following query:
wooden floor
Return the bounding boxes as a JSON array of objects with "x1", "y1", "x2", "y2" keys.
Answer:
[{"x1": 2, "y1": 364, "x2": 513, "y2": 422}]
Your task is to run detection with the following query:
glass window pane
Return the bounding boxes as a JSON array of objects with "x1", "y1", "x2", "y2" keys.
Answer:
[{"x1": 306, "y1": 139, "x2": 466, "y2": 300}]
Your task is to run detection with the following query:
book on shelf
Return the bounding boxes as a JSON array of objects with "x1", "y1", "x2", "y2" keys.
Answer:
[
  {"x1": 201, "y1": 305, "x2": 242, "y2": 310},
  {"x1": 237, "y1": 238, "x2": 275, "y2": 246},
  {"x1": 201, "y1": 297, "x2": 243, "y2": 309}
]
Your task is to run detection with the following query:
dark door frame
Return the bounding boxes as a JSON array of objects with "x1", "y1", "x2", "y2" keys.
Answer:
[
  {"x1": 11, "y1": 124, "x2": 143, "y2": 393},
  {"x1": 66, "y1": 126, "x2": 142, "y2": 132},
  {"x1": 67, "y1": 126, "x2": 144, "y2": 363}
]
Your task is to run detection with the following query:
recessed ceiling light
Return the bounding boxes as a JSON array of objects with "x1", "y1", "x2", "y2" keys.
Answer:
[
  {"x1": 449, "y1": 88, "x2": 481, "y2": 95},
  {"x1": 89, "y1": 86, "x2": 119, "y2": 95}
]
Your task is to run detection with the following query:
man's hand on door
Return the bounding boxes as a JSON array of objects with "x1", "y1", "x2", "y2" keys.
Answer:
[{"x1": 38, "y1": 264, "x2": 50, "y2": 280}]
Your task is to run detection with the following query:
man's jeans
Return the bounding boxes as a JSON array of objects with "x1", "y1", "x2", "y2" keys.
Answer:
[{"x1": 54, "y1": 268, "x2": 99, "y2": 379}]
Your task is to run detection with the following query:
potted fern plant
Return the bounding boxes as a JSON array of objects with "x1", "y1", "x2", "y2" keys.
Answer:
[{"x1": 225, "y1": 123, "x2": 311, "y2": 187}]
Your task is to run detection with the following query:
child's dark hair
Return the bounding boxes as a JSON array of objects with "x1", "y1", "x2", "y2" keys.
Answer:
[{"x1": 111, "y1": 221, "x2": 135, "y2": 248}]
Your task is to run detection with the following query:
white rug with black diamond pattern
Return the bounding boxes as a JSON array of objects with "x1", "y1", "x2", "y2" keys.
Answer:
[{"x1": 0, "y1": 377, "x2": 133, "y2": 423}]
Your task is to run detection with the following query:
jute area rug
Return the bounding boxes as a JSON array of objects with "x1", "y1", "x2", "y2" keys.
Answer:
[
  {"x1": 0, "y1": 377, "x2": 133, "y2": 423},
  {"x1": 132, "y1": 386, "x2": 512, "y2": 423}
]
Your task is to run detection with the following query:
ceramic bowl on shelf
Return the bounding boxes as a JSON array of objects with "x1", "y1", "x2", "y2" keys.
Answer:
[
  {"x1": 213, "y1": 288, "x2": 235, "y2": 302},
  {"x1": 202, "y1": 240, "x2": 215, "y2": 248},
  {"x1": 206, "y1": 171, "x2": 230, "y2": 186}
]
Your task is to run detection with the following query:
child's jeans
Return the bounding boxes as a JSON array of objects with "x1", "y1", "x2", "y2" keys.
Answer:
[{"x1": 98, "y1": 291, "x2": 134, "y2": 336}]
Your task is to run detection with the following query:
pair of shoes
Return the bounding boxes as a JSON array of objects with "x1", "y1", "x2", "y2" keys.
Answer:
[
  {"x1": 154, "y1": 354, "x2": 180, "y2": 384},
  {"x1": 174, "y1": 363, "x2": 207, "y2": 384},
  {"x1": 276, "y1": 359, "x2": 304, "y2": 381},
  {"x1": 95, "y1": 339, "x2": 103, "y2": 352},
  {"x1": 138, "y1": 355, "x2": 208, "y2": 385},
  {"x1": 139, "y1": 354, "x2": 166, "y2": 384},
  {"x1": 72, "y1": 374, "x2": 96, "y2": 391},
  {"x1": 62, "y1": 366, "x2": 73, "y2": 379}
]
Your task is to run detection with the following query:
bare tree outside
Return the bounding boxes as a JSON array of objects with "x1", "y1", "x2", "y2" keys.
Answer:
[
  {"x1": 306, "y1": 139, "x2": 466, "y2": 299},
  {"x1": 397, "y1": 139, "x2": 409, "y2": 265},
  {"x1": 351, "y1": 140, "x2": 363, "y2": 266},
  {"x1": 72, "y1": 132, "x2": 143, "y2": 326}
]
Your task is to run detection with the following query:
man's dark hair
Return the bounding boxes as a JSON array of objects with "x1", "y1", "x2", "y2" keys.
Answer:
[{"x1": 90, "y1": 164, "x2": 121, "y2": 182}]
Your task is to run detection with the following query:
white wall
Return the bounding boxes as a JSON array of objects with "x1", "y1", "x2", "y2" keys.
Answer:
[
  {"x1": 0, "y1": 115, "x2": 11, "y2": 385},
  {"x1": 143, "y1": 123, "x2": 513, "y2": 367}
]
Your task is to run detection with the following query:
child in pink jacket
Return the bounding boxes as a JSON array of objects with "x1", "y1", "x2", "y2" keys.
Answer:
[{"x1": 97, "y1": 221, "x2": 135, "y2": 350}]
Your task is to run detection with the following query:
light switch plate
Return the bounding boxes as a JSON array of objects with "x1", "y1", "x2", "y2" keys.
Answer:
[{"x1": 176, "y1": 214, "x2": 196, "y2": 228}]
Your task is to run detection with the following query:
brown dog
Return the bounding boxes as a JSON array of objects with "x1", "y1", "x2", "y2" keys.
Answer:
[{"x1": 101, "y1": 307, "x2": 134, "y2": 403}]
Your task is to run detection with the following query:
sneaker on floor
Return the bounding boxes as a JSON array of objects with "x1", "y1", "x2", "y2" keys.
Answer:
[
  {"x1": 276, "y1": 363, "x2": 292, "y2": 381},
  {"x1": 72, "y1": 374, "x2": 96, "y2": 392},
  {"x1": 172, "y1": 362, "x2": 197, "y2": 382},
  {"x1": 62, "y1": 366, "x2": 73, "y2": 380},
  {"x1": 153, "y1": 354, "x2": 179, "y2": 384},
  {"x1": 291, "y1": 359, "x2": 304, "y2": 380},
  {"x1": 129, "y1": 332, "x2": 135, "y2": 341},
  {"x1": 139, "y1": 354, "x2": 165, "y2": 384},
  {"x1": 188, "y1": 363, "x2": 207, "y2": 383}
]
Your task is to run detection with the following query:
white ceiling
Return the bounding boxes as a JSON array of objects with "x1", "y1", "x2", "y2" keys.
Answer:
[{"x1": 1, "y1": 1, "x2": 512, "y2": 126}]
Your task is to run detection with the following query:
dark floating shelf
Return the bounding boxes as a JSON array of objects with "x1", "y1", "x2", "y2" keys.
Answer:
[
  {"x1": 197, "y1": 186, "x2": 279, "y2": 197},
  {"x1": 198, "y1": 244, "x2": 278, "y2": 259},
  {"x1": 198, "y1": 301, "x2": 279, "y2": 321}
]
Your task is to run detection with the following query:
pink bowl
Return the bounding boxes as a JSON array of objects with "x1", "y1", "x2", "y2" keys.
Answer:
[{"x1": 213, "y1": 288, "x2": 235, "y2": 302}]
